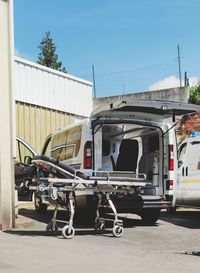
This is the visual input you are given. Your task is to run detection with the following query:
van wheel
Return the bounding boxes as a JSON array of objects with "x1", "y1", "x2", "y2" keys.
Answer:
[
  {"x1": 34, "y1": 193, "x2": 47, "y2": 214},
  {"x1": 140, "y1": 209, "x2": 160, "y2": 225}
]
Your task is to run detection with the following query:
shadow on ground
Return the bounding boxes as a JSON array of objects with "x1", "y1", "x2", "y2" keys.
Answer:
[
  {"x1": 5, "y1": 202, "x2": 162, "y2": 239},
  {"x1": 4, "y1": 228, "x2": 111, "y2": 238},
  {"x1": 18, "y1": 202, "x2": 162, "y2": 228},
  {"x1": 17, "y1": 203, "x2": 200, "y2": 231},
  {"x1": 6, "y1": 204, "x2": 140, "y2": 238},
  {"x1": 17, "y1": 205, "x2": 146, "y2": 229},
  {"x1": 160, "y1": 210, "x2": 200, "y2": 229}
]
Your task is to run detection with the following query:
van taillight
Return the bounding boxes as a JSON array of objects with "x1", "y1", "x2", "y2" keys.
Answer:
[
  {"x1": 84, "y1": 141, "x2": 92, "y2": 169},
  {"x1": 166, "y1": 180, "x2": 173, "y2": 190},
  {"x1": 168, "y1": 144, "x2": 174, "y2": 171}
]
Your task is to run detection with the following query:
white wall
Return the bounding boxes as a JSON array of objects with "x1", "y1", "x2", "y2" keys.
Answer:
[
  {"x1": 14, "y1": 57, "x2": 93, "y2": 117},
  {"x1": 0, "y1": 0, "x2": 15, "y2": 229}
]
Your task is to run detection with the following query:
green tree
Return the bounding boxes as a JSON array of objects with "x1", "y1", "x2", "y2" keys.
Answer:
[
  {"x1": 37, "y1": 31, "x2": 67, "y2": 73},
  {"x1": 189, "y1": 84, "x2": 200, "y2": 104}
]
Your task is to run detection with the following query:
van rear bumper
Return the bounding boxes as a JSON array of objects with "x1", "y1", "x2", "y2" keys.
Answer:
[
  {"x1": 143, "y1": 199, "x2": 171, "y2": 209},
  {"x1": 111, "y1": 195, "x2": 171, "y2": 213}
]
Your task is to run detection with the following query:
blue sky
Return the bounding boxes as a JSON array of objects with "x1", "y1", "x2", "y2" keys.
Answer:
[{"x1": 14, "y1": 0, "x2": 200, "y2": 97}]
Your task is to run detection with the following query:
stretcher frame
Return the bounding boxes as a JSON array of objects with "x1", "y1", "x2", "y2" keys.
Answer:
[{"x1": 30, "y1": 158, "x2": 146, "y2": 239}]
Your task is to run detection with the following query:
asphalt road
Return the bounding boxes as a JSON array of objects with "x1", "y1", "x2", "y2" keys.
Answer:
[{"x1": 1, "y1": 204, "x2": 200, "y2": 273}]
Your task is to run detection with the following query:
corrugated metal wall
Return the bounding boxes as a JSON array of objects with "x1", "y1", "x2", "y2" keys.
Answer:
[
  {"x1": 16, "y1": 101, "x2": 75, "y2": 153},
  {"x1": 14, "y1": 57, "x2": 93, "y2": 118}
]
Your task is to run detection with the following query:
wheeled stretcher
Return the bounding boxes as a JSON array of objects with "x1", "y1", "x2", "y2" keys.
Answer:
[{"x1": 30, "y1": 156, "x2": 146, "y2": 239}]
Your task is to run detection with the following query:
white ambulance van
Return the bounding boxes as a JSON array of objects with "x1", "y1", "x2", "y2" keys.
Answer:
[
  {"x1": 38, "y1": 99, "x2": 200, "y2": 224},
  {"x1": 90, "y1": 99, "x2": 200, "y2": 224},
  {"x1": 175, "y1": 132, "x2": 200, "y2": 208}
]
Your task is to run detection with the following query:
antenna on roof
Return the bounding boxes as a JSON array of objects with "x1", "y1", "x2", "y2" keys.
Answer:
[{"x1": 184, "y1": 71, "x2": 189, "y2": 87}]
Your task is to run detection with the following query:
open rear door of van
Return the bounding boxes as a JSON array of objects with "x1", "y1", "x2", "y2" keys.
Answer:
[{"x1": 92, "y1": 99, "x2": 200, "y2": 122}]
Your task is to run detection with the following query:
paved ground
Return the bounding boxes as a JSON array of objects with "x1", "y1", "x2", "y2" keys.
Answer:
[{"x1": 1, "y1": 203, "x2": 200, "y2": 273}]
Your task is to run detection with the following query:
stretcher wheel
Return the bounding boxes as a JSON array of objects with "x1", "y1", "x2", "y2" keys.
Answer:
[
  {"x1": 112, "y1": 225, "x2": 124, "y2": 238},
  {"x1": 46, "y1": 221, "x2": 58, "y2": 235},
  {"x1": 62, "y1": 225, "x2": 75, "y2": 239},
  {"x1": 94, "y1": 222, "x2": 105, "y2": 234}
]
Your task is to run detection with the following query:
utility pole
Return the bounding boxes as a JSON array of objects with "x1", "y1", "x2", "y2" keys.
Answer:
[
  {"x1": 92, "y1": 65, "x2": 96, "y2": 98},
  {"x1": 0, "y1": 0, "x2": 15, "y2": 229},
  {"x1": 177, "y1": 44, "x2": 182, "y2": 87}
]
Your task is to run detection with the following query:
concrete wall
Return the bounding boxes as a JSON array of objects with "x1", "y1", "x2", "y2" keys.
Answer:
[
  {"x1": 93, "y1": 87, "x2": 189, "y2": 110},
  {"x1": 0, "y1": 0, "x2": 15, "y2": 229}
]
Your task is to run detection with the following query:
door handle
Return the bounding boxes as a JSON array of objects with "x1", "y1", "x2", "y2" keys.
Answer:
[
  {"x1": 186, "y1": 166, "x2": 188, "y2": 176},
  {"x1": 182, "y1": 167, "x2": 184, "y2": 176}
]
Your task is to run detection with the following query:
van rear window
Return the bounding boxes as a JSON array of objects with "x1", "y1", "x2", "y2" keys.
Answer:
[{"x1": 51, "y1": 126, "x2": 82, "y2": 161}]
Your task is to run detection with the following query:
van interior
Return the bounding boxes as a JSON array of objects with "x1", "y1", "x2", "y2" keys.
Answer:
[{"x1": 93, "y1": 122, "x2": 163, "y2": 192}]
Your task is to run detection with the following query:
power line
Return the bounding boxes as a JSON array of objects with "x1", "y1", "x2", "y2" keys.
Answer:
[{"x1": 78, "y1": 58, "x2": 177, "y2": 79}]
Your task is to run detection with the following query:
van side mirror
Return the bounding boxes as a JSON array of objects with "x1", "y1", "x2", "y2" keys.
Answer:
[
  {"x1": 178, "y1": 160, "x2": 183, "y2": 168},
  {"x1": 24, "y1": 156, "x2": 32, "y2": 165}
]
